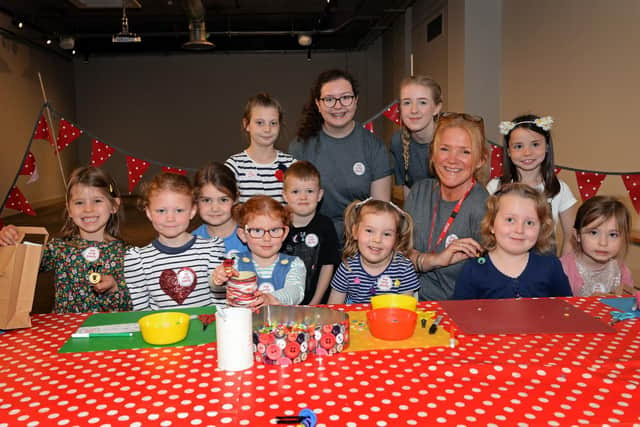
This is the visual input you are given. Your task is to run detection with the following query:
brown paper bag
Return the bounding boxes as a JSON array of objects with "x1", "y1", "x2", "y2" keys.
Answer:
[{"x1": 0, "y1": 226, "x2": 49, "y2": 329}]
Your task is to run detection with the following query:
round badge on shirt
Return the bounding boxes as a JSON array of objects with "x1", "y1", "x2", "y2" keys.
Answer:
[
  {"x1": 445, "y1": 234, "x2": 459, "y2": 248},
  {"x1": 177, "y1": 267, "x2": 196, "y2": 287},
  {"x1": 82, "y1": 247, "x2": 100, "y2": 262},
  {"x1": 305, "y1": 233, "x2": 319, "y2": 248},
  {"x1": 352, "y1": 162, "x2": 366, "y2": 176},
  {"x1": 377, "y1": 275, "x2": 393, "y2": 291}
]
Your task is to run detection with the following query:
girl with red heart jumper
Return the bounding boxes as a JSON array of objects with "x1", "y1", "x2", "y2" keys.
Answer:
[{"x1": 124, "y1": 172, "x2": 225, "y2": 310}]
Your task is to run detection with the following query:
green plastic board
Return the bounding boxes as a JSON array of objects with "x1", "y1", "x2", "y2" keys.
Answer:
[{"x1": 58, "y1": 306, "x2": 217, "y2": 354}]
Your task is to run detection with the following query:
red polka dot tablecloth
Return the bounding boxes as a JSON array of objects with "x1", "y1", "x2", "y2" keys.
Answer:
[{"x1": 1, "y1": 297, "x2": 639, "y2": 426}]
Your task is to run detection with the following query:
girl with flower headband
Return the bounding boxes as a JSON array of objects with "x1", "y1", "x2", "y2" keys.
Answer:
[
  {"x1": 488, "y1": 114, "x2": 577, "y2": 255},
  {"x1": 0, "y1": 166, "x2": 132, "y2": 313},
  {"x1": 225, "y1": 92, "x2": 295, "y2": 204},
  {"x1": 327, "y1": 198, "x2": 420, "y2": 304}
]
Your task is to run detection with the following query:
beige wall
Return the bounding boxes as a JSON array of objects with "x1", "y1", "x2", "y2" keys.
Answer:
[
  {"x1": 0, "y1": 14, "x2": 76, "y2": 215},
  {"x1": 73, "y1": 44, "x2": 383, "y2": 191}
]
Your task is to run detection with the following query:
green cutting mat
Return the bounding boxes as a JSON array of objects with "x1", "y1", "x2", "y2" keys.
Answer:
[{"x1": 58, "y1": 306, "x2": 217, "y2": 354}]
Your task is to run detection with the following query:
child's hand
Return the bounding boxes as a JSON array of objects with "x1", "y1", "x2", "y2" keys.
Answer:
[
  {"x1": 249, "y1": 291, "x2": 280, "y2": 310},
  {"x1": 211, "y1": 264, "x2": 238, "y2": 286},
  {"x1": 0, "y1": 225, "x2": 20, "y2": 246},
  {"x1": 92, "y1": 274, "x2": 117, "y2": 294}
]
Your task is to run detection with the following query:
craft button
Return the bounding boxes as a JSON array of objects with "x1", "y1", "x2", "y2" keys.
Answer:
[{"x1": 88, "y1": 272, "x2": 101, "y2": 284}]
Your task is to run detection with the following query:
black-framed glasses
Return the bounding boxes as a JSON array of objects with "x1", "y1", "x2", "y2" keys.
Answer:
[
  {"x1": 438, "y1": 112, "x2": 484, "y2": 123},
  {"x1": 244, "y1": 226, "x2": 286, "y2": 239},
  {"x1": 319, "y1": 94, "x2": 355, "y2": 108}
]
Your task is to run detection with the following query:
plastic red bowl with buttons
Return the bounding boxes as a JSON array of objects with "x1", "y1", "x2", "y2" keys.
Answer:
[{"x1": 367, "y1": 307, "x2": 417, "y2": 340}]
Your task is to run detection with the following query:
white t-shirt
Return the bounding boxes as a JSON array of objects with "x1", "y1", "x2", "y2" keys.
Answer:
[{"x1": 486, "y1": 178, "x2": 577, "y2": 226}]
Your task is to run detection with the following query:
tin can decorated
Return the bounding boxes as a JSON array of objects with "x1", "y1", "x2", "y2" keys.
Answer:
[{"x1": 227, "y1": 271, "x2": 258, "y2": 307}]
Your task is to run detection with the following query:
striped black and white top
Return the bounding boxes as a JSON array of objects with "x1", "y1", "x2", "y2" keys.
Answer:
[
  {"x1": 125, "y1": 236, "x2": 225, "y2": 310},
  {"x1": 224, "y1": 150, "x2": 296, "y2": 203}
]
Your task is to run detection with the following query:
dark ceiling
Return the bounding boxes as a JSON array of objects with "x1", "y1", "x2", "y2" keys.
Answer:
[{"x1": 0, "y1": 0, "x2": 415, "y2": 58}]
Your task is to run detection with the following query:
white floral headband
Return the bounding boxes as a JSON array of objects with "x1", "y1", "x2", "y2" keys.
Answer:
[{"x1": 498, "y1": 116, "x2": 554, "y2": 135}]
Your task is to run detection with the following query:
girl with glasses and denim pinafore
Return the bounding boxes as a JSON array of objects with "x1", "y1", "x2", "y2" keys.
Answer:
[{"x1": 211, "y1": 195, "x2": 305, "y2": 309}]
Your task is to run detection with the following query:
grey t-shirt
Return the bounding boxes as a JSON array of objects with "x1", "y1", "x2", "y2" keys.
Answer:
[
  {"x1": 389, "y1": 130, "x2": 433, "y2": 188},
  {"x1": 404, "y1": 178, "x2": 489, "y2": 301},
  {"x1": 289, "y1": 124, "x2": 393, "y2": 243}
]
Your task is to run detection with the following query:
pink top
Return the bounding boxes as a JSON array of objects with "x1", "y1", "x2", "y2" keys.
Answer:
[{"x1": 560, "y1": 252, "x2": 635, "y2": 296}]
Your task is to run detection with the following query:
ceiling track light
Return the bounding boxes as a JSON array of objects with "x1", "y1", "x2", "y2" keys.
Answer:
[{"x1": 112, "y1": 0, "x2": 141, "y2": 43}]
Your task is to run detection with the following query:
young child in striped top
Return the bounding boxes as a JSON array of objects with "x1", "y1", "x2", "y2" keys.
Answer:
[
  {"x1": 125, "y1": 172, "x2": 225, "y2": 310},
  {"x1": 328, "y1": 198, "x2": 420, "y2": 304},
  {"x1": 225, "y1": 93, "x2": 295, "y2": 203}
]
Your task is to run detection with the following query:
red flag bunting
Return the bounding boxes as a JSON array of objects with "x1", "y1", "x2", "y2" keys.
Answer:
[
  {"x1": 382, "y1": 103, "x2": 401, "y2": 125},
  {"x1": 126, "y1": 156, "x2": 151, "y2": 193},
  {"x1": 19, "y1": 152, "x2": 36, "y2": 176},
  {"x1": 621, "y1": 174, "x2": 640, "y2": 214},
  {"x1": 363, "y1": 122, "x2": 374, "y2": 133},
  {"x1": 56, "y1": 118, "x2": 83, "y2": 152},
  {"x1": 5, "y1": 186, "x2": 36, "y2": 216},
  {"x1": 575, "y1": 171, "x2": 607, "y2": 201},
  {"x1": 554, "y1": 167, "x2": 562, "y2": 175},
  {"x1": 489, "y1": 145, "x2": 503, "y2": 180},
  {"x1": 33, "y1": 114, "x2": 52, "y2": 143},
  {"x1": 90, "y1": 139, "x2": 115, "y2": 167},
  {"x1": 161, "y1": 166, "x2": 187, "y2": 176}
]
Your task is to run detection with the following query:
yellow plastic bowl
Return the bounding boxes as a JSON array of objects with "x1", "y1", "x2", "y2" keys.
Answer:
[
  {"x1": 371, "y1": 294, "x2": 417, "y2": 312},
  {"x1": 138, "y1": 312, "x2": 190, "y2": 345}
]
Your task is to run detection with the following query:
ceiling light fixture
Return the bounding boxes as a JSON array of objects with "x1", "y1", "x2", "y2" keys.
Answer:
[
  {"x1": 112, "y1": 0, "x2": 141, "y2": 43},
  {"x1": 59, "y1": 36, "x2": 75, "y2": 50}
]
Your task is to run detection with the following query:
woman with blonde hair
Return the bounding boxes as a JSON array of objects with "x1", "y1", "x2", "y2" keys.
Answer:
[{"x1": 405, "y1": 113, "x2": 489, "y2": 300}]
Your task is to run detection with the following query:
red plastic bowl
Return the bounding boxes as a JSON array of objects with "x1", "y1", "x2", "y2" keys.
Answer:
[{"x1": 367, "y1": 307, "x2": 417, "y2": 340}]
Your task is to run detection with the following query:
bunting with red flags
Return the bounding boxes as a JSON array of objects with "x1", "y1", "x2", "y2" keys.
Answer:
[
  {"x1": 363, "y1": 122, "x2": 374, "y2": 133},
  {"x1": 55, "y1": 118, "x2": 83, "y2": 152},
  {"x1": 5, "y1": 186, "x2": 36, "y2": 216},
  {"x1": 90, "y1": 139, "x2": 115, "y2": 167},
  {"x1": 489, "y1": 145, "x2": 503, "y2": 180},
  {"x1": 161, "y1": 166, "x2": 187, "y2": 176},
  {"x1": 126, "y1": 156, "x2": 151, "y2": 193},
  {"x1": 621, "y1": 174, "x2": 640, "y2": 214},
  {"x1": 33, "y1": 114, "x2": 52, "y2": 143},
  {"x1": 575, "y1": 171, "x2": 607, "y2": 201},
  {"x1": 19, "y1": 152, "x2": 36, "y2": 176},
  {"x1": 382, "y1": 103, "x2": 401, "y2": 125}
]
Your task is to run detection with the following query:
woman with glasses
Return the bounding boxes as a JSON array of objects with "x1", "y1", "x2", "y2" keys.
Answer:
[
  {"x1": 405, "y1": 113, "x2": 489, "y2": 301},
  {"x1": 211, "y1": 195, "x2": 305, "y2": 308},
  {"x1": 390, "y1": 75, "x2": 443, "y2": 197},
  {"x1": 289, "y1": 69, "x2": 393, "y2": 244}
]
